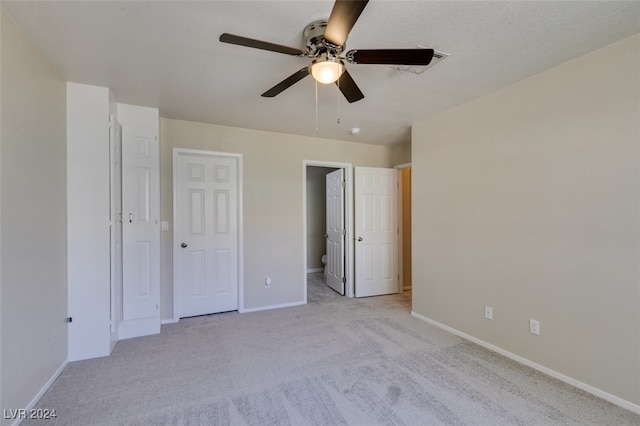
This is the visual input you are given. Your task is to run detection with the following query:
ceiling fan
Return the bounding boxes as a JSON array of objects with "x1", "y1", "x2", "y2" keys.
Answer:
[{"x1": 219, "y1": 0, "x2": 434, "y2": 103}]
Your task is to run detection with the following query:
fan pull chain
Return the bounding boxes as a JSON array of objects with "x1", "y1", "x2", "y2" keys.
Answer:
[
  {"x1": 337, "y1": 77, "x2": 341, "y2": 124},
  {"x1": 315, "y1": 80, "x2": 319, "y2": 132}
]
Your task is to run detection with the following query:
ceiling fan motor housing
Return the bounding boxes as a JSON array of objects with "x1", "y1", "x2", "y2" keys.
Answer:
[{"x1": 304, "y1": 20, "x2": 344, "y2": 57}]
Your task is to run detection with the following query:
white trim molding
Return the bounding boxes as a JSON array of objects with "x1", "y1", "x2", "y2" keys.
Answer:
[
  {"x1": 15, "y1": 360, "x2": 69, "y2": 426},
  {"x1": 410, "y1": 311, "x2": 640, "y2": 416},
  {"x1": 240, "y1": 300, "x2": 305, "y2": 314},
  {"x1": 394, "y1": 162, "x2": 411, "y2": 170}
]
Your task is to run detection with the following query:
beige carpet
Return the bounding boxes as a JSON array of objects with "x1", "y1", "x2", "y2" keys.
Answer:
[{"x1": 26, "y1": 273, "x2": 639, "y2": 425}]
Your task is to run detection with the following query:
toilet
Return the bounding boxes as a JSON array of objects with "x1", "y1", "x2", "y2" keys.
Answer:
[{"x1": 321, "y1": 254, "x2": 327, "y2": 276}]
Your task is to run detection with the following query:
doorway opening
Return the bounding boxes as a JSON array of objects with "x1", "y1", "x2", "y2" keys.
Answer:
[
  {"x1": 303, "y1": 160, "x2": 411, "y2": 303},
  {"x1": 396, "y1": 163, "x2": 412, "y2": 293},
  {"x1": 303, "y1": 161, "x2": 354, "y2": 301}
]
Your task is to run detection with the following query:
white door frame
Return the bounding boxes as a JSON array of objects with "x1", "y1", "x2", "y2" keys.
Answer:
[
  {"x1": 303, "y1": 160, "x2": 355, "y2": 298},
  {"x1": 172, "y1": 148, "x2": 244, "y2": 321},
  {"x1": 108, "y1": 114, "x2": 122, "y2": 348}
]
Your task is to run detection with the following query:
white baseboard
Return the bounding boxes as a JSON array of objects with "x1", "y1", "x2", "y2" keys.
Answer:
[
  {"x1": 161, "y1": 318, "x2": 179, "y2": 325},
  {"x1": 240, "y1": 300, "x2": 305, "y2": 313},
  {"x1": 307, "y1": 268, "x2": 323, "y2": 273},
  {"x1": 13, "y1": 359, "x2": 68, "y2": 426},
  {"x1": 410, "y1": 311, "x2": 640, "y2": 416}
]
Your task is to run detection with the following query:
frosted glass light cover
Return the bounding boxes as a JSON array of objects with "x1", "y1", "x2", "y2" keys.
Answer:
[{"x1": 311, "y1": 61, "x2": 344, "y2": 84}]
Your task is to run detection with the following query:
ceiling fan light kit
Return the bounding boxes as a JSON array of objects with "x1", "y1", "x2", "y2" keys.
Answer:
[
  {"x1": 219, "y1": 0, "x2": 436, "y2": 103},
  {"x1": 311, "y1": 55, "x2": 344, "y2": 84}
]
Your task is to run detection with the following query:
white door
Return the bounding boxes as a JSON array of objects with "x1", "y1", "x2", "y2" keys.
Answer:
[
  {"x1": 326, "y1": 169, "x2": 345, "y2": 295},
  {"x1": 355, "y1": 167, "x2": 398, "y2": 297},
  {"x1": 122, "y1": 125, "x2": 160, "y2": 320},
  {"x1": 176, "y1": 151, "x2": 239, "y2": 318}
]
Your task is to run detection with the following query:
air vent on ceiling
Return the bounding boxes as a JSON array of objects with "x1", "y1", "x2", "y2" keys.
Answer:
[{"x1": 392, "y1": 48, "x2": 449, "y2": 75}]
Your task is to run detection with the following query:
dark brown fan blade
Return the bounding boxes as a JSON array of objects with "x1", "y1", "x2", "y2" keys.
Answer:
[
  {"x1": 262, "y1": 67, "x2": 310, "y2": 97},
  {"x1": 324, "y1": 0, "x2": 369, "y2": 48},
  {"x1": 346, "y1": 49, "x2": 434, "y2": 65},
  {"x1": 220, "y1": 33, "x2": 305, "y2": 56},
  {"x1": 335, "y1": 69, "x2": 364, "y2": 103}
]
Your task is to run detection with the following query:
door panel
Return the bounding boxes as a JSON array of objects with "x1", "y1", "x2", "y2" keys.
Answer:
[
  {"x1": 177, "y1": 152, "x2": 239, "y2": 317},
  {"x1": 326, "y1": 169, "x2": 345, "y2": 295},
  {"x1": 355, "y1": 167, "x2": 398, "y2": 297},
  {"x1": 122, "y1": 125, "x2": 159, "y2": 320}
]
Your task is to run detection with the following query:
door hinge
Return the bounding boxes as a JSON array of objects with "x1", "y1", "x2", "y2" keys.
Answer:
[
  {"x1": 341, "y1": 180, "x2": 346, "y2": 188},
  {"x1": 342, "y1": 277, "x2": 346, "y2": 284},
  {"x1": 342, "y1": 229, "x2": 346, "y2": 236}
]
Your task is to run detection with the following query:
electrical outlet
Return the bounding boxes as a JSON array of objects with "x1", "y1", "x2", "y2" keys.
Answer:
[
  {"x1": 529, "y1": 319, "x2": 540, "y2": 335},
  {"x1": 484, "y1": 306, "x2": 493, "y2": 320}
]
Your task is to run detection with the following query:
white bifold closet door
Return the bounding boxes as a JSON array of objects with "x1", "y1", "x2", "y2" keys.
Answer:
[{"x1": 121, "y1": 125, "x2": 160, "y2": 321}]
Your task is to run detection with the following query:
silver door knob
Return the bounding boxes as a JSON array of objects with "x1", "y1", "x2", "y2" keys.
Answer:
[
  {"x1": 181, "y1": 243, "x2": 188, "y2": 248},
  {"x1": 357, "y1": 237, "x2": 363, "y2": 241}
]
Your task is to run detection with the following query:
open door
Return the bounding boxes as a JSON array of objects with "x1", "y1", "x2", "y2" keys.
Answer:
[
  {"x1": 326, "y1": 169, "x2": 345, "y2": 295},
  {"x1": 354, "y1": 167, "x2": 398, "y2": 297}
]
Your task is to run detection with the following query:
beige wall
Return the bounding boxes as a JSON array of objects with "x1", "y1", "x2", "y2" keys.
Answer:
[
  {"x1": 160, "y1": 118, "x2": 393, "y2": 316},
  {"x1": 391, "y1": 141, "x2": 411, "y2": 166},
  {"x1": 1, "y1": 9, "x2": 67, "y2": 421},
  {"x1": 412, "y1": 34, "x2": 640, "y2": 406}
]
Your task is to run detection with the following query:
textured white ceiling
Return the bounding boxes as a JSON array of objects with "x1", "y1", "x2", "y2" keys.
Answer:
[{"x1": 3, "y1": 1, "x2": 640, "y2": 146}]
